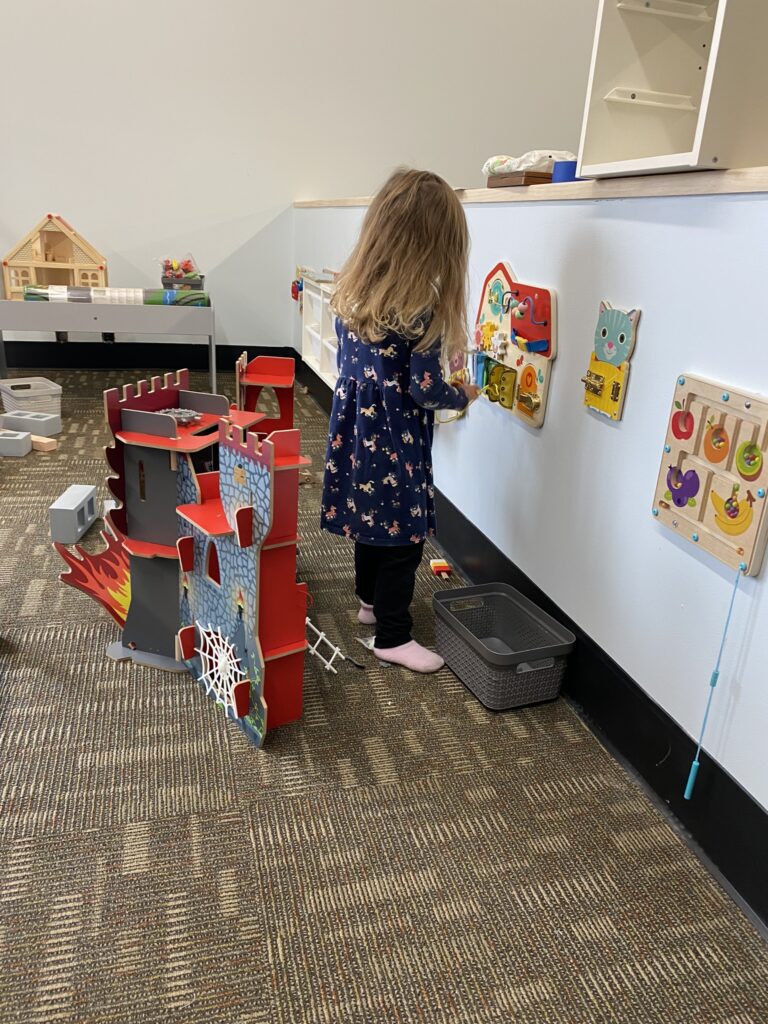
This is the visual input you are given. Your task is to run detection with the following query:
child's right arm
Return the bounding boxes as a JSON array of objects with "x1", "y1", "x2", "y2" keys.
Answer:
[{"x1": 408, "y1": 345, "x2": 470, "y2": 411}]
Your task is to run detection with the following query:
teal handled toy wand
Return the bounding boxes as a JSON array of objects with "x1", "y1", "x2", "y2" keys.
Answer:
[{"x1": 684, "y1": 562, "x2": 745, "y2": 800}]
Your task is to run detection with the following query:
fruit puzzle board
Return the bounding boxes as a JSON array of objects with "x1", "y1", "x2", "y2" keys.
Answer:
[
  {"x1": 473, "y1": 262, "x2": 557, "y2": 428},
  {"x1": 653, "y1": 374, "x2": 768, "y2": 576}
]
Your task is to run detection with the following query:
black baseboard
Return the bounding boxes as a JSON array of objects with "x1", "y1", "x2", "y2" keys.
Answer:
[
  {"x1": 4, "y1": 340, "x2": 298, "y2": 373},
  {"x1": 434, "y1": 489, "x2": 768, "y2": 929}
]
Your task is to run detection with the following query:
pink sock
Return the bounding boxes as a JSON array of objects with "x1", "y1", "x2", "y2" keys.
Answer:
[
  {"x1": 373, "y1": 640, "x2": 444, "y2": 674},
  {"x1": 358, "y1": 601, "x2": 376, "y2": 625}
]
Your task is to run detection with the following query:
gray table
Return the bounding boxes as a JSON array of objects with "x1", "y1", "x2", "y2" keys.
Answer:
[{"x1": 0, "y1": 300, "x2": 217, "y2": 390}]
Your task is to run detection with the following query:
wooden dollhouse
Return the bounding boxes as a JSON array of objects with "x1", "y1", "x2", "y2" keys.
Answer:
[{"x1": 2, "y1": 214, "x2": 107, "y2": 300}]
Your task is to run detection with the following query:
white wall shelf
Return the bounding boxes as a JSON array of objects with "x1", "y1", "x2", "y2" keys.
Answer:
[
  {"x1": 578, "y1": 0, "x2": 768, "y2": 177},
  {"x1": 294, "y1": 165, "x2": 768, "y2": 208},
  {"x1": 616, "y1": 1, "x2": 714, "y2": 23},
  {"x1": 301, "y1": 279, "x2": 337, "y2": 390},
  {"x1": 604, "y1": 88, "x2": 697, "y2": 111}
]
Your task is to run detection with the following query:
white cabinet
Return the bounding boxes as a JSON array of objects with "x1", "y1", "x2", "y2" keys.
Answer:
[
  {"x1": 578, "y1": 0, "x2": 768, "y2": 177},
  {"x1": 301, "y1": 280, "x2": 338, "y2": 390}
]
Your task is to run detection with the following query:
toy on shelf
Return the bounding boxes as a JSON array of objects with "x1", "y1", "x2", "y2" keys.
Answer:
[
  {"x1": 473, "y1": 262, "x2": 557, "y2": 428},
  {"x1": 54, "y1": 363, "x2": 310, "y2": 747},
  {"x1": 652, "y1": 374, "x2": 768, "y2": 576},
  {"x1": 23, "y1": 285, "x2": 210, "y2": 307},
  {"x1": 582, "y1": 302, "x2": 639, "y2": 421},
  {"x1": 235, "y1": 351, "x2": 296, "y2": 434},
  {"x1": 2, "y1": 214, "x2": 107, "y2": 301},
  {"x1": 160, "y1": 254, "x2": 204, "y2": 291}
]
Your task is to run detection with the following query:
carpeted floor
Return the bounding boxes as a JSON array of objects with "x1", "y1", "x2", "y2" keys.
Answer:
[{"x1": 1, "y1": 367, "x2": 767, "y2": 1024}]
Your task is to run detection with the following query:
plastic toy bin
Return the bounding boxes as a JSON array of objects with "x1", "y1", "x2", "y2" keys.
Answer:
[
  {"x1": 0, "y1": 377, "x2": 62, "y2": 417},
  {"x1": 434, "y1": 583, "x2": 576, "y2": 710}
]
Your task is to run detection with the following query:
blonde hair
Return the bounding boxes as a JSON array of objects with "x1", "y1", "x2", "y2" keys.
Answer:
[{"x1": 331, "y1": 168, "x2": 469, "y2": 359}]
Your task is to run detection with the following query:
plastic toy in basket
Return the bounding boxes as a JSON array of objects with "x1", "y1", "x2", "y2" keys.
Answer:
[{"x1": 160, "y1": 253, "x2": 204, "y2": 290}]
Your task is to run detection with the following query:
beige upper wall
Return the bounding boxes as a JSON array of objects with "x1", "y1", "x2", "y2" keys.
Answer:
[{"x1": 0, "y1": 0, "x2": 598, "y2": 343}]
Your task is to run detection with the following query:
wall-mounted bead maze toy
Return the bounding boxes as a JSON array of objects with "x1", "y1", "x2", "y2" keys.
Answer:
[
  {"x1": 582, "y1": 301, "x2": 639, "y2": 421},
  {"x1": 472, "y1": 262, "x2": 557, "y2": 429},
  {"x1": 653, "y1": 374, "x2": 768, "y2": 576}
]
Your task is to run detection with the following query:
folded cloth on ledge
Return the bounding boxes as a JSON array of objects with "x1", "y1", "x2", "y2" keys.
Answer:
[
  {"x1": 482, "y1": 150, "x2": 576, "y2": 177},
  {"x1": 23, "y1": 285, "x2": 210, "y2": 306}
]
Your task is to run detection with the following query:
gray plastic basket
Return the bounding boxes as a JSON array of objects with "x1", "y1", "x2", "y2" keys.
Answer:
[
  {"x1": 0, "y1": 376, "x2": 62, "y2": 416},
  {"x1": 434, "y1": 583, "x2": 576, "y2": 710}
]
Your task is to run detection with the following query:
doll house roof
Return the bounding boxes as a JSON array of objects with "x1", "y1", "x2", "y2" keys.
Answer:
[{"x1": 3, "y1": 214, "x2": 106, "y2": 268}]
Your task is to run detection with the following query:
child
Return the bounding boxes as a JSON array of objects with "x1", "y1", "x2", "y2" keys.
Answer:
[{"x1": 320, "y1": 168, "x2": 480, "y2": 673}]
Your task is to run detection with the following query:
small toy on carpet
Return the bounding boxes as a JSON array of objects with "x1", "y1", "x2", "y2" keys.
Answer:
[
  {"x1": 430, "y1": 558, "x2": 452, "y2": 580},
  {"x1": 306, "y1": 618, "x2": 365, "y2": 671}
]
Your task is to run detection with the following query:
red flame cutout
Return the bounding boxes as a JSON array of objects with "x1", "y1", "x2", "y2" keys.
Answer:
[{"x1": 55, "y1": 528, "x2": 131, "y2": 627}]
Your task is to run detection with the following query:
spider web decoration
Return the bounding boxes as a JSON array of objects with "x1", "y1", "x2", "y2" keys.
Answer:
[{"x1": 195, "y1": 622, "x2": 249, "y2": 715}]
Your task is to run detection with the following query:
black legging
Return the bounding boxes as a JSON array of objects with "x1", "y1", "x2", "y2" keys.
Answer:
[{"x1": 354, "y1": 540, "x2": 425, "y2": 649}]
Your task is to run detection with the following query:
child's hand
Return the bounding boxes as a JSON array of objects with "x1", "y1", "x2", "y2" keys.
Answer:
[{"x1": 457, "y1": 382, "x2": 482, "y2": 403}]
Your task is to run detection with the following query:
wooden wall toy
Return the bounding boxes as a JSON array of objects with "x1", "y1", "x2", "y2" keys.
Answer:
[
  {"x1": 582, "y1": 301, "x2": 639, "y2": 421},
  {"x1": 2, "y1": 214, "x2": 107, "y2": 300},
  {"x1": 473, "y1": 262, "x2": 557, "y2": 428},
  {"x1": 653, "y1": 375, "x2": 768, "y2": 576}
]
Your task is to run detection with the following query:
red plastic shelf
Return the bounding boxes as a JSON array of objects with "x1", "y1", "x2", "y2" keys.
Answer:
[
  {"x1": 177, "y1": 497, "x2": 233, "y2": 536},
  {"x1": 123, "y1": 538, "x2": 180, "y2": 559},
  {"x1": 263, "y1": 638, "x2": 308, "y2": 662},
  {"x1": 274, "y1": 455, "x2": 312, "y2": 471},
  {"x1": 116, "y1": 412, "x2": 221, "y2": 453},
  {"x1": 228, "y1": 408, "x2": 266, "y2": 430}
]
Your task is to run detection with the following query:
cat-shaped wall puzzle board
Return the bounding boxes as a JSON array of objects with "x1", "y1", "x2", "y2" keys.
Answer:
[
  {"x1": 473, "y1": 262, "x2": 556, "y2": 428},
  {"x1": 582, "y1": 301, "x2": 639, "y2": 421},
  {"x1": 653, "y1": 375, "x2": 768, "y2": 576}
]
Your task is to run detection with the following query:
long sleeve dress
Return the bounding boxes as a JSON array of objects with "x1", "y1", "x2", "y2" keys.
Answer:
[{"x1": 320, "y1": 320, "x2": 468, "y2": 546}]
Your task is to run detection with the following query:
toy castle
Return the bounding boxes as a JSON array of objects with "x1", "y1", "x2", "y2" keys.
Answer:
[{"x1": 54, "y1": 357, "x2": 308, "y2": 746}]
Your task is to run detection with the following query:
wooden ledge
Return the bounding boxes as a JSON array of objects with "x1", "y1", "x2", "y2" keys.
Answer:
[{"x1": 294, "y1": 166, "x2": 768, "y2": 208}]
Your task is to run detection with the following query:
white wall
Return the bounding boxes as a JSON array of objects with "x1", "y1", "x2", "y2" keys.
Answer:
[
  {"x1": 0, "y1": 0, "x2": 596, "y2": 351},
  {"x1": 295, "y1": 192, "x2": 768, "y2": 812}
]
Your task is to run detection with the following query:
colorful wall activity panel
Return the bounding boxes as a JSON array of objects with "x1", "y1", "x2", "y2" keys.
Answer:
[
  {"x1": 582, "y1": 301, "x2": 639, "y2": 421},
  {"x1": 473, "y1": 262, "x2": 557, "y2": 428},
  {"x1": 653, "y1": 375, "x2": 768, "y2": 576}
]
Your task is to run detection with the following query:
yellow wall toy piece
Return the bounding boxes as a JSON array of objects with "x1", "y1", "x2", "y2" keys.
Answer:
[{"x1": 582, "y1": 353, "x2": 629, "y2": 421}]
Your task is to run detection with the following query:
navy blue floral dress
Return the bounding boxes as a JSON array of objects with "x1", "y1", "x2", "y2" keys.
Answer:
[{"x1": 321, "y1": 320, "x2": 468, "y2": 546}]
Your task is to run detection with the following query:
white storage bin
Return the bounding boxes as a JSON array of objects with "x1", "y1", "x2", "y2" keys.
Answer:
[{"x1": 0, "y1": 376, "x2": 62, "y2": 416}]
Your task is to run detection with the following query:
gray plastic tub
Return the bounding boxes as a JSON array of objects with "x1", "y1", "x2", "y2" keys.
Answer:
[
  {"x1": 434, "y1": 583, "x2": 576, "y2": 710},
  {"x1": 0, "y1": 376, "x2": 62, "y2": 416}
]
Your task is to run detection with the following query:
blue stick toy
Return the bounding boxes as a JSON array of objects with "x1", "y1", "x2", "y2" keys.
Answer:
[{"x1": 684, "y1": 562, "x2": 745, "y2": 800}]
